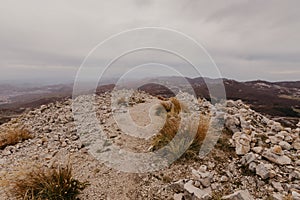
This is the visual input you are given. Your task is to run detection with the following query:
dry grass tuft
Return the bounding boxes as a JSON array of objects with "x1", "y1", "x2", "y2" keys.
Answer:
[
  {"x1": 160, "y1": 97, "x2": 181, "y2": 115},
  {"x1": 169, "y1": 97, "x2": 181, "y2": 115},
  {"x1": 160, "y1": 101, "x2": 173, "y2": 112},
  {"x1": 10, "y1": 164, "x2": 88, "y2": 200},
  {"x1": 151, "y1": 97, "x2": 210, "y2": 158},
  {"x1": 187, "y1": 115, "x2": 210, "y2": 153},
  {"x1": 152, "y1": 116, "x2": 181, "y2": 150},
  {"x1": 0, "y1": 128, "x2": 33, "y2": 149}
]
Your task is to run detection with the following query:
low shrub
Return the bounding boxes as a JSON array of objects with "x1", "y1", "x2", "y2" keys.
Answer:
[
  {"x1": 10, "y1": 164, "x2": 88, "y2": 200},
  {"x1": 0, "y1": 128, "x2": 33, "y2": 149},
  {"x1": 151, "y1": 97, "x2": 210, "y2": 159},
  {"x1": 160, "y1": 97, "x2": 181, "y2": 116}
]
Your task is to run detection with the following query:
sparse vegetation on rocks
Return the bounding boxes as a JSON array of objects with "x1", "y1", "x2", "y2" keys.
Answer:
[
  {"x1": 0, "y1": 128, "x2": 32, "y2": 149},
  {"x1": 9, "y1": 163, "x2": 88, "y2": 200},
  {"x1": 151, "y1": 97, "x2": 210, "y2": 159},
  {"x1": 0, "y1": 89, "x2": 299, "y2": 199}
]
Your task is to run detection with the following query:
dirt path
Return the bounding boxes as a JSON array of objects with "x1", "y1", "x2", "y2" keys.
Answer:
[{"x1": 74, "y1": 98, "x2": 170, "y2": 199}]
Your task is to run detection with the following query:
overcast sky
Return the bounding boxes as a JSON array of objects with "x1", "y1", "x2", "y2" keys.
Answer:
[{"x1": 0, "y1": 0, "x2": 300, "y2": 84}]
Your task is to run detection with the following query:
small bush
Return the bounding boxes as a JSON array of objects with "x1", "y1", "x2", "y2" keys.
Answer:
[
  {"x1": 169, "y1": 97, "x2": 181, "y2": 115},
  {"x1": 195, "y1": 116, "x2": 209, "y2": 145},
  {"x1": 151, "y1": 98, "x2": 210, "y2": 158},
  {"x1": 0, "y1": 128, "x2": 33, "y2": 149},
  {"x1": 151, "y1": 116, "x2": 181, "y2": 150},
  {"x1": 160, "y1": 97, "x2": 181, "y2": 116},
  {"x1": 10, "y1": 164, "x2": 88, "y2": 200},
  {"x1": 160, "y1": 101, "x2": 173, "y2": 112}
]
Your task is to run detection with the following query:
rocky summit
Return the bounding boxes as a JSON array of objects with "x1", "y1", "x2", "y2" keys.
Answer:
[{"x1": 0, "y1": 90, "x2": 299, "y2": 200}]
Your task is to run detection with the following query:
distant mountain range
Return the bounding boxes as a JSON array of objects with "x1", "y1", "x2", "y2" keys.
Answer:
[
  {"x1": 0, "y1": 77, "x2": 299, "y2": 126},
  {"x1": 138, "y1": 77, "x2": 300, "y2": 127}
]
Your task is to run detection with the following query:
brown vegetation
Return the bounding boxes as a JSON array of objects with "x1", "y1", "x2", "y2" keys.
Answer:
[
  {"x1": 0, "y1": 128, "x2": 33, "y2": 149},
  {"x1": 160, "y1": 97, "x2": 181, "y2": 115},
  {"x1": 10, "y1": 164, "x2": 88, "y2": 200},
  {"x1": 152, "y1": 97, "x2": 210, "y2": 158}
]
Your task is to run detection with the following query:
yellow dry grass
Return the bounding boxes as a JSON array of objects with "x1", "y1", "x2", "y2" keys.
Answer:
[
  {"x1": 7, "y1": 163, "x2": 88, "y2": 200},
  {"x1": 152, "y1": 97, "x2": 210, "y2": 158},
  {"x1": 0, "y1": 128, "x2": 33, "y2": 149}
]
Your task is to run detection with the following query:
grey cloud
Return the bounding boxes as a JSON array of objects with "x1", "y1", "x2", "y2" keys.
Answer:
[
  {"x1": 243, "y1": 53, "x2": 300, "y2": 63},
  {"x1": 0, "y1": 0, "x2": 299, "y2": 83}
]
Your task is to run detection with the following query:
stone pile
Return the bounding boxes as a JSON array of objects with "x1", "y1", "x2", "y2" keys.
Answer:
[{"x1": 170, "y1": 98, "x2": 300, "y2": 200}]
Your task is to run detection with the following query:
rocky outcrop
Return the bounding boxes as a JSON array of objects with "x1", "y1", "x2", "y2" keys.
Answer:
[{"x1": 170, "y1": 93, "x2": 300, "y2": 199}]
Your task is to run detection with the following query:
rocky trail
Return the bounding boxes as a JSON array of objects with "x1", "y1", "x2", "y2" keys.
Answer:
[{"x1": 0, "y1": 90, "x2": 299, "y2": 200}]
